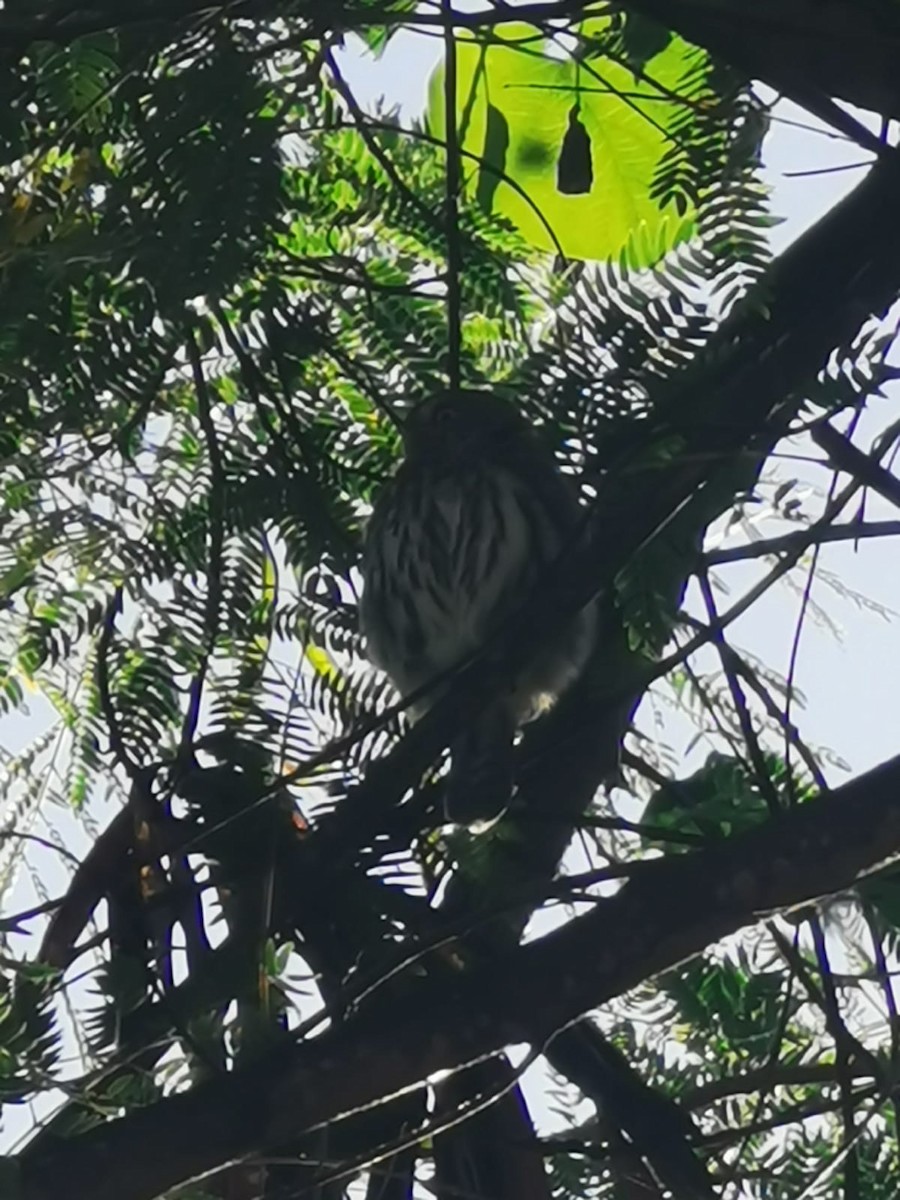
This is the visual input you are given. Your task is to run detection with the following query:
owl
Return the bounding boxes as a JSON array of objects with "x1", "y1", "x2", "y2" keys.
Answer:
[{"x1": 360, "y1": 389, "x2": 595, "y2": 828}]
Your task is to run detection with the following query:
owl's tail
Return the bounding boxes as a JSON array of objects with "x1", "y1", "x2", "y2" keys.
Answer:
[{"x1": 446, "y1": 707, "x2": 517, "y2": 831}]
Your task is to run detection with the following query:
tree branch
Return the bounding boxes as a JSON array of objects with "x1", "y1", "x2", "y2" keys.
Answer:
[
  {"x1": 618, "y1": 0, "x2": 900, "y2": 122},
  {"x1": 705, "y1": 519, "x2": 900, "y2": 565},
  {"x1": 15, "y1": 751, "x2": 900, "y2": 1200},
  {"x1": 812, "y1": 422, "x2": 900, "y2": 509}
]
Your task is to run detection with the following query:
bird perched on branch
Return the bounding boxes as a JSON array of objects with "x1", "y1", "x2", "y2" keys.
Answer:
[{"x1": 360, "y1": 389, "x2": 596, "y2": 829}]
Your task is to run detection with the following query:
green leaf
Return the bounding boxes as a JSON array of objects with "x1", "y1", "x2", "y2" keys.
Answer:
[
  {"x1": 643, "y1": 752, "x2": 813, "y2": 848},
  {"x1": 427, "y1": 19, "x2": 698, "y2": 262},
  {"x1": 35, "y1": 33, "x2": 119, "y2": 129}
]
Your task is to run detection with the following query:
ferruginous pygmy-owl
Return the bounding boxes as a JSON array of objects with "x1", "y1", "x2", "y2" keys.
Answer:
[{"x1": 360, "y1": 389, "x2": 596, "y2": 828}]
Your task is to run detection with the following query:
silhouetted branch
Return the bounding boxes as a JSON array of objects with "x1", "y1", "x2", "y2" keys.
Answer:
[
  {"x1": 705, "y1": 519, "x2": 900, "y2": 564},
  {"x1": 619, "y1": 0, "x2": 900, "y2": 123},
  {"x1": 15, "y1": 750, "x2": 900, "y2": 1200}
]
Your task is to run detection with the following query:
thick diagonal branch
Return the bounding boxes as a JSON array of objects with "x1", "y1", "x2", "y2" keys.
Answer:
[
  {"x1": 15, "y1": 751, "x2": 900, "y2": 1200},
  {"x1": 619, "y1": 0, "x2": 900, "y2": 122}
]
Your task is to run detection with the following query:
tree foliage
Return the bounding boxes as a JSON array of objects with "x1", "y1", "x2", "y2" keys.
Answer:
[{"x1": 0, "y1": 3, "x2": 899, "y2": 1200}]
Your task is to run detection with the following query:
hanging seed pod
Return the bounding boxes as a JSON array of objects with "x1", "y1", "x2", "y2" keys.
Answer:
[{"x1": 557, "y1": 104, "x2": 593, "y2": 195}]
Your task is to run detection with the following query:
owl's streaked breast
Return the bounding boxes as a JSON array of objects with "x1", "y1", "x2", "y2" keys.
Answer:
[{"x1": 362, "y1": 465, "x2": 552, "y2": 706}]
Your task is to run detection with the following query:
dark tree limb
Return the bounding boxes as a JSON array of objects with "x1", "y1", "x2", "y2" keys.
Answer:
[
  {"x1": 813, "y1": 422, "x2": 900, "y2": 509},
  {"x1": 545, "y1": 1025, "x2": 715, "y2": 1200},
  {"x1": 432, "y1": 1059, "x2": 552, "y2": 1200},
  {"x1": 618, "y1": 0, "x2": 900, "y2": 122},
  {"x1": 14, "y1": 750, "x2": 900, "y2": 1200}
]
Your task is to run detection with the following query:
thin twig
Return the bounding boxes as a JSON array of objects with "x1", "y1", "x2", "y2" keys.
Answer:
[
  {"x1": 442, "y1": 0, "x2": 462, "y2": 391},
  {"x1": 705, "y1": 518, "x2": 900, "y2": 564},
  {"x1": 808, "y1": 914, "x2": 861, "y2": 1200},
  {"x1": 181, "y1": 324, "x2": 226, "y2": 750},
  {"x1": 859, "y1": 898, "x2": 900, "y2": 1146},
  {"x1": 698, "y1": 569, "x2": 782, "y2": 815},
  {"x1": 783, "y1": 409, "x2": 864, "y2": 804},
  {"x1": 714, "y1": 637, "x2": 828, "y2": 792},
  {"x1": 685, "y1": 1062, "x2": 877, "y2": 1109},
  {"x1": 324, "y1": 49, "x2": 442, "y2": 236}
]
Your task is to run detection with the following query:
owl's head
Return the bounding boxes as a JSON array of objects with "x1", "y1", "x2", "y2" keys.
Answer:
[{"x1": 402, "y1": 389, "x2": 529, "y2": 465}]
